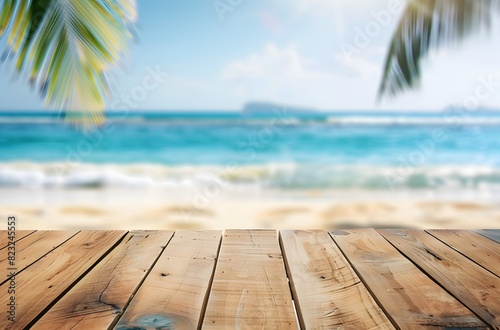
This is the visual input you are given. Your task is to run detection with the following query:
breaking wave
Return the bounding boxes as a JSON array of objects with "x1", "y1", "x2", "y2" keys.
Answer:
[{"x1": 2, "y1": 162, "x2": 500, "y2": 191}]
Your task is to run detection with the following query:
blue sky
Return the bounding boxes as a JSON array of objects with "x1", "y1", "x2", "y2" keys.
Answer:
[{"x1": 1, "y1": 0, "x2": 500, "y2": 111}]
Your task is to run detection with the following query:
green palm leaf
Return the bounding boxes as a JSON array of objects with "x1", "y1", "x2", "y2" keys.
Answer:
[
  {"x1": 378, "y1": 0, "x2": 500, "y2": 100},
  {"x1": 1, "y1": 0, "x2": 137, "y2": 125}
]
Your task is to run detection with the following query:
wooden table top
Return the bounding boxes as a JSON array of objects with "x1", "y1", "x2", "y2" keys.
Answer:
[{"x1": 0, "y1": 229, "x2": 499, "y2": 329}]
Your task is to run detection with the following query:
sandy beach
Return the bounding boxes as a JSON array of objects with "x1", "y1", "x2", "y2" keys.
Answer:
[{"x1": 2, "y1": 188, "x2": 499, "y2": 230}]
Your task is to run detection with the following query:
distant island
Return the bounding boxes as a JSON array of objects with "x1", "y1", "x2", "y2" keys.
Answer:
[
  {"x1": 242, "y1": 102, "x2": 318, "y2": 116},
  {"x1": 444, "y1": 105, "x2": 500, "y2": 113}
]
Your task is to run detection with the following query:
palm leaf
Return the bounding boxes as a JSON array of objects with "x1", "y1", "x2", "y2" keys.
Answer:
[
  {"x1": 0, "y1": 0, "x2": 16, "y2": 37},
  {"x1": 378, "y1": 0, "x2": 500, "y2": 100},
  {"x1": 1, "y1": 0, "x2": 137, "y2": 125}
]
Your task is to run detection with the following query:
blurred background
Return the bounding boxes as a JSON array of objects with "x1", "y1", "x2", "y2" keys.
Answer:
[{"x1": 1, "y1": 0, "x2": 500, "y2": 230}]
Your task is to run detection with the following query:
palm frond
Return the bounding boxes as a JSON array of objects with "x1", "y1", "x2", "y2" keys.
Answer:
[
  {"x1": 378, "y1": 0, "x2": 500, "y2": 100},
  {"x1": 0, "y1": 0, "x2": 16, "y2": 37},
  {"x1": 1, "y1": 0, "x2": 137, "y2": 125}
]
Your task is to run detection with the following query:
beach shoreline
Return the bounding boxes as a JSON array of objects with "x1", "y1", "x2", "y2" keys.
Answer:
[
  {"x1": 2, "y1": 187, "x2": 499, "y2": 230},
  {"x1": 2, "y1": 111, "x2": 500, "y2": 231}
]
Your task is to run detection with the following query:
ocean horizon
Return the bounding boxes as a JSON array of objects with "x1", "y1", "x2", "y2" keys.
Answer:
[{"x1": 1, "y1": 109, "x2": 500, "y2": 193}]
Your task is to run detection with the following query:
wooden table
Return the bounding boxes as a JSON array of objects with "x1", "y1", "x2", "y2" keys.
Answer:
[{"x1": 0, "y1": 229, "x2": 498, "y2": 329}]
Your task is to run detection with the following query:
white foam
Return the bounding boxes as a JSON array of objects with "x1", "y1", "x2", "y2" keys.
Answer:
[
  {"x1": 326, "y1": 116, "x2": 500, "y2": 126},
  {"x1": 1, "y1": 162, "x2": 500, "y2": 191}
]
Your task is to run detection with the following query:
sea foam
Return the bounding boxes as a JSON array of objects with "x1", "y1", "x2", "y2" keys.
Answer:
[{"x1": 2, "y1": 162, "x2": 500, "y2": 191}]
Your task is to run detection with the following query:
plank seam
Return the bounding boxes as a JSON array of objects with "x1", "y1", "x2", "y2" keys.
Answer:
[
  {"x1": 278, "y1": 231, "x2": 304, "y2": 330},
  {"x1": 376, "y1": 230, "x2": 493, "y2": 329},
  {"x1": 201, "y1": 229, "x2": 298, "y2": 329},
  {"x1": 0, "y1": 230, "x2": 37, "y2": 251},
  {"x1": 424, "y1": 230, "x2": 499, "y2": 278},
  {"x1": 108, "y1": 231, "x2": 176, "y2": 330},
  {"x1": 197, "y1": 231, "x2": 224, "y2": 330},
  {"x1": 0, "y1": 231, "x2": 81, "y2": 286},
  {"x1": 327, "y1": 231, "x2": 401, "y2": 330},
  {"x1": 272, "y1": 229, "x2": 301, "y2": 330},
  {"x1": 24, "y1": 231, "x2": 129, "y2": 329}
]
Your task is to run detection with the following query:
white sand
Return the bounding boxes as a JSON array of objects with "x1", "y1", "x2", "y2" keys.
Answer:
[{"x1": 1, "y1": 188, "x2": 499, "y2": 230}]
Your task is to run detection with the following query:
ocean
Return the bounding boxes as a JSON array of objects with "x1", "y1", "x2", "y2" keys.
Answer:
[{"x1": 1, "y1": 110, "x2": 500, "y2": 193}]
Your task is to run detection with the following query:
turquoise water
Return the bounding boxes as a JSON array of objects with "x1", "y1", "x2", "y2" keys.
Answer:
[{"x1": 1, "y1": 110, "x2": 500, "y2": 190}]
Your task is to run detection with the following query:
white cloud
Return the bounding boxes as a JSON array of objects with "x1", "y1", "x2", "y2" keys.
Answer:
[
  {"x1": 220, "y1": 44, "x2": 374, "y2": 109},
  {"x1": 292, "y1": 0, "x2": 388, "y2": 15},
  {"x1": 222, "y1": 44, "x2": 325, "y2": 82},
  {"x1": 289, "y1": 0, "x2": 395, "y2": 35},
  {"x1": 158, "y1": 21, "x2": 500, "y2": 111},
  {"x1": 334, "y1": 47, "x2": 385, "y2": 77}
]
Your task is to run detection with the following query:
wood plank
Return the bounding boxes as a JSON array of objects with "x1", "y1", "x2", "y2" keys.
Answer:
[
  {"x1": 379, "y1": 229, "x2": 500, "y2": 328},
  {"x1": 280, "y1": 230, "x2": 394, "y2": 329},
  {"x1": 331, "y1": 229, "x2": 488, "y2": 329},
  {"x1": 427, "y1": 230, "x2": 500, "y2": 276},
  {"x1": 475, "y1": 229, "x2": 500, "y2": 244},
  {"x1": 32, "y1": 231, "x2": 173, "y2": 330},
  {"x1": 115, "y1": 230, "x2": 221, "y2": 330},
  {"x1": 0, "y1": 230, "x2": 127, "y2": 330},
  {"x1": 0, "y1": 230, "x2": 36, "y2": 250},
  {"x1": 202, "y1": 230, "x2": 298, "y2": 329},
  {"x1": 0, "y1": 231, "x2": 79, "y2": 285}
]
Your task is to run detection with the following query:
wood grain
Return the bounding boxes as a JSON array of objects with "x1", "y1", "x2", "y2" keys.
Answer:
[
  {"x1": 203, "y1": 230, "x2": 298, "y2": 329},
  {"x1": 280, "y1": 230, "x2": 394, "y2": 329},
  {"x1": 331, "y1": 229, "x2": 487, "y2": 329},
  {"x1": 0, "y1": 230, "x2": 36, "y2": 250},
  {"x1": 3, "y1": 229, "x2": 499, "y2": 329},
  {"x1": 0, "y1": 231, "x2": 79, "y2": 285},
  {"x1": 0, "y1": 230, "x2": 127, "y2": 330},
  {"x1": 427, "y1": 230, "x2": 500, "y2": 276},
  {"x1": 379, "y1": 229, "x2": 500, "y2": 328},
  {"x1": 115, "y1": 230, "x2": 221, "y2": 330},
  {"x1": 32, "y1": 231, "x2": 172, "y2": 330}
]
